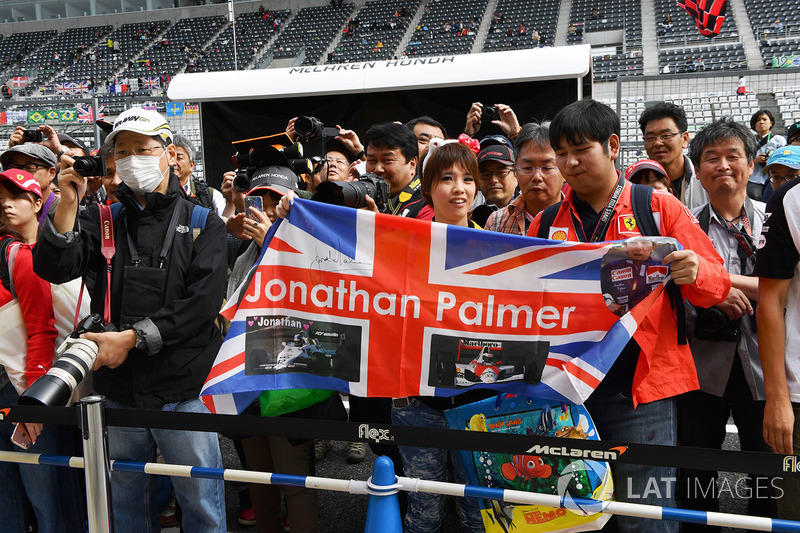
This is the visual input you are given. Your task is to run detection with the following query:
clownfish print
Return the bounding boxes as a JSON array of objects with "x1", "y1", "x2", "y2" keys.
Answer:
[{"x1": 500, "y1": 454, "x2": 552, "y2": 482}]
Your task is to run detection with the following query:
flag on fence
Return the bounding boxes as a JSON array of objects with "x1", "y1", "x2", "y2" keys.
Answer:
[
  {"x1": 200, "y1": 200, "x2": 674, "y2": 415},
  {"x1": 77, "y1": 81, "x2": 90, "y2": 94},
  {"x1": 59, "y1": 109, "x2": 76, "y2": 122},
  {"x1": 10, "y1": 77, "x2": 28, "y2": 88},
  {"x1": 7, "y1": 110, "x2": 26, "y2": 124},
  {"x1": 77, "y1": 105, "x2": 105, "y2": 123},
  {"x1": 45, "y1": 109, "x2": 59, "y2": 121},
  {"x1": 166, "y1": 102, "x2": 184, "y2": 117},
  {"x1": 140, "y1": 102, "x2": 157, "y2": 111},
  {"x1": 54, "y1": 83, "x2": 67, "y2": 95},
  {"x1": 184, "y1": 104, "x2": 199, "y2": 115},
  {"x1": 108, "y1": 84, "x2": 128, "y2": 93},
  {"x1": 27, "y1": 110, "x2": 45, "y2": 123},
  {"x1": 677, "y1": 0, "x2": 727, "y2": 36}
]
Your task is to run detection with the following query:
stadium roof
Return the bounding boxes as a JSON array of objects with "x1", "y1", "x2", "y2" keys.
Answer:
[{"x1": 168, "y1": 46, "x2": 592, "y2": 102}]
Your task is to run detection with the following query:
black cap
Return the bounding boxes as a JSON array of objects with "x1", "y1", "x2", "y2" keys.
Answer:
[
  {"x1": 325, "y1": 138, "x2": 358, "y2": 163},
  {"x1": 247, "y1": 165, "x2": 300, "y2": 197},
  {"x1": 787, "y1": 122, "x2": 800, "y2": 143}
]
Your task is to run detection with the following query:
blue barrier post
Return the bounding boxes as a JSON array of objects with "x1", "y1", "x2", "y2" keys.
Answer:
[{"x1": 364, "y1": 456, "x2": 402, "y2": 533}]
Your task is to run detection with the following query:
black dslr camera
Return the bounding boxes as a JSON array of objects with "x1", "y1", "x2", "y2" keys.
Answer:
[
  {"x1": 693, "y1": 307, "x2": 740, "y2": 343},
  {"x1": 73, "y1": 155, "x2": 107, "y2": 178},
  {"x1": 21, "y1": 129, "x2": 44, "y2": 143},
  {"x1": 294, "y1": 116, "x2": 340, "y2": 141},
  {"x1": 481, "y1": 105, "x2": 500, "y2": 124},
  {"x1": 313, "y1": 172, "x2": 389, "y2": 213},
  {"x1": 20, "y1": 314, "x2": 117, "y2": 407}
]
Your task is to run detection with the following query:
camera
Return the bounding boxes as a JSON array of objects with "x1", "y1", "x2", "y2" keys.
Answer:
[
  {"x1": 294, "y1": 116, "x2": 340, "y2": 141},
  {"x1": 481, "y1": 105, "x2": 500, "y2": 124},
  {"x1": 694, "y1": 307, "x2": 740, "y2": 343},
  {"x1": 232, "y1": 140, "x2": 305, "y2": 192},
  {"x1": 19, "y1": 314, "x2": 116, "y2": 407},
  {"x1": 312, "y1": 172, "x2": 389, "y2": 213},
  {"x1": 73, "y1": 155, "x2": 107, "y2": 178},
  {"x1": 21, "y1": 129, "x2": 44, "y2": 143}
]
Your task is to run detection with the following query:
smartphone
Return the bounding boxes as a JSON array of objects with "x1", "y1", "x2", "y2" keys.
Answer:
[
  {"x1": 244, "y1": 196, "x2": 262, "y2": 220},
  {"x1": 11, "y1": 424, "x2": 32, "y2": 450}
]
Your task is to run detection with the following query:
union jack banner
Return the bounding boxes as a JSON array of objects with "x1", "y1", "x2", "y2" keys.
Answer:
[
  {"x1": 201, "y1": 200, "x2": 674, "y2": 415},
  {"x1": 76, "y1": 105, "x2": 106, "y2": 123},
  {"x1": 142, "y1": 76, "x2": 161, "y2": 89},
  {"x1": 54, "y1": 83, "x2": 67, "y2": 95}
]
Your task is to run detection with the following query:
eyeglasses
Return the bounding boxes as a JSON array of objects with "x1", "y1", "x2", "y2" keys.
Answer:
[
  {"x1": 323, "y1": 157, "x2": 349, "y2": 167},
  {"x1": 5, "y1": 163, "x2": 48, "y2": 173},
  {"x1": 643, "y1": 131, "x2": 683, "y2": 144},
  {"x1": 114, "y1": 145, "x2": 165, "y2": 159},
  {"x1": 769, "y1": 174, "x2": 800, "y2": 184},
  {"x1": 514, "y1": 165, "x2": 558, "y2": 177},
  {"x1": 479, "y1": 167, "x2": 514, "y2": 180}
]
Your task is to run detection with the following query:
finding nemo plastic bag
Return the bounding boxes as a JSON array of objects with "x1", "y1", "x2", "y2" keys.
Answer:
[{"x1": 445, "y1": 394, "x2": 613, "y2": 532}]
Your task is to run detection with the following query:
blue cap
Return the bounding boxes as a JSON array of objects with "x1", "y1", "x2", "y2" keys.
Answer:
[
  {"x1": 479, "y1": 134, "x2": 513, "y2": 151},
  {"x1": 764, "y1": 145, "x2": 800, "y2": 172}
]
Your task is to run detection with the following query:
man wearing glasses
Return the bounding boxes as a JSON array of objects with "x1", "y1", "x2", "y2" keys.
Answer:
[
  {"x1": 33, "y1": 108, "x2": 228, "y2": 532},
  {"x1": 639, "y1": 102, "x2": 708, "y2": 209},
  {"x1": 0, "y1": 142, "x2": 58, "y2": 223},
  {"x1": 472, "y1": 143, "x2": 517, "y2": 227},
  {"x1": 764, "y1": 145, "x2": 800, "y2": 194},
  {"x1": 484, "y1": 122, "x2": 564, "y2": 235}
]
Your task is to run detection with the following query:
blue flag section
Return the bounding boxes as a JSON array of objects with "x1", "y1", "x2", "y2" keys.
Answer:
[{"x1": 202, "y1": 200, "x2": 677, "y2": 415}]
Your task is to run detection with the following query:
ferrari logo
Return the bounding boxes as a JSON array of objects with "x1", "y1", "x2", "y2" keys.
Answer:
[{"x1": 622, "y1": 216, "x2": 637, "y2": 231}]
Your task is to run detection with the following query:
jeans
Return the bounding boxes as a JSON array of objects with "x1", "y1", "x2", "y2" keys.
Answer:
[
  {"x1": 0, "y1": 381, "x2": 67, "y2": 533},
  {"x1": 585, "y1": 392, "x2": 678, "y2": 533},
  {"x1": 391, "y1": 399, "x2": 484, "y2": 533},
  {"x1": 106, "y1": 397, "x2": 226, "y2": 533}
]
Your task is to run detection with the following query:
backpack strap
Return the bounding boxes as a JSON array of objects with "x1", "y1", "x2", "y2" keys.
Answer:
[
  {"x1": 630, "y1": 183, "x2": 658, "y2": 236},
  {"x1": 189, "y1": 204, "x2": 211, "y2": 241},
  {"x1": 537, "y1": 201, "x2": 563, "y2": 239},
  {"x1": 192, "y1": 178, "x2": 214, "y2": 210},
  {"x1": 1, "y1": 238, "x2": 20, "y2": 299}
]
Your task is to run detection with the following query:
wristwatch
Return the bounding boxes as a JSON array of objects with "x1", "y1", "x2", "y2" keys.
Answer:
[{"x1": 133, "y1": 328, "x2": 146, "y2": 350}]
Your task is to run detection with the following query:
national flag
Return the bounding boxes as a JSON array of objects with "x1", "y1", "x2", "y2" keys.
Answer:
[
  {"x1": 77, "y1": 81, "x2": 90, "y2": 94},
  {"x1": 27, "y1": 110, "x2": 45, "y2": 123},
  {"x1": 10, "y1": 77, "x2": 28, "y2": 88},
  {"x1": 54, "y1": 83, "x2": 67, "y2": 95},
  {"x1": 143, "y1": 76, "x2": 161, "y2": 90},
  {"x1": 200, "y1": 200, "x2": 672, "y2": 415},
  {"x1": 166, "y1": 102, "x2": 184, "y2": 117},
  {"x1": 677, "y1": 0, "x2": 727, "y2": 37},
  {"x1": 108, "y1": 84, "x2": 128, "y2": 93},
  {"x1": 59, "y1": 109, "x2": 76, "y2": 122},
  {"x1": 141, "y1": 102, "x2": 157, "y2": 111},
  {"x1": 45, "y1": 110, "x2": 59, "y2": 121},
  {"x1": 0, "y1": 112, "x2": 6, "y2": 125},
  {"x1": 76, "y1": 106, "x2": 94, "y2": 123},
  {"x1": 185, "y1": 104, "x2": 199, "y2": 115}
]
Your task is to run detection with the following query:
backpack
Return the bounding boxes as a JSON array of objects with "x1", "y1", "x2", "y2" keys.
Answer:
[
  {"x1": 536, "y1": 183, "x2": 686, "y2": 344},
  {"x1": 109, "y1": 201, "x2": 211, "y2": 241}
]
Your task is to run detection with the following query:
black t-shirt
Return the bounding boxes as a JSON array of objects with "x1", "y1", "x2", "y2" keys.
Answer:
[
  {"x1": 387, "y1": 177, "x2": 426, "y2": 218},
  {"x1": 754, "y1": 178, "x2": 800, "y2": 279}
]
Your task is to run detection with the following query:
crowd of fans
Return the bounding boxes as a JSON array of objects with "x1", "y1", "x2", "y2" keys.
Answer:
[{"x1": 1, "y1": 94, "x2": 800, "y2": 533}]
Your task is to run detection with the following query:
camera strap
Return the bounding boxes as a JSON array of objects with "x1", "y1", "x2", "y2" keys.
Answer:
[
  {"x1": 94, "y1": 204, "x2": 116, "y2": 326},
  {"x1": 125, "y1": 203, "x2": 182, "y2": 269}
]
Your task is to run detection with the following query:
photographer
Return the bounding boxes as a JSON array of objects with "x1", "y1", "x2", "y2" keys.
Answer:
[
  {"x1": 678, "y1": 118, "x2": 773, "y2": 529},
  {"x1": 32, "y1": 108, "x2": 228, "y2": 532},
  {"x1": 0, "y1": 139, "x2": 59, "y2": 226},
  {"x1": 463, "y1": 102, "x2": 522, "y2": 141}
]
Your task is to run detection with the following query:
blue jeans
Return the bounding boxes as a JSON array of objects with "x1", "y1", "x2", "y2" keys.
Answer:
[
  {"x1": 391, "y1": 399, "x2": 484, "y2": 533},
  {"x1": 585, "y1": 392, "x2": 678, "y2": 533},
  {"x1": 106, "y1": 397, "x2": 226, "y2": 533},
  {"x1": 0, "y1": 381, "x2": 67, "y2": 533}
]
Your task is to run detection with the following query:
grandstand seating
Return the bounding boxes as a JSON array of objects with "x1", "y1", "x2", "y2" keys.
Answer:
[
  {"x1": 758, "y1": 38, "x2": 800, "y2": 67},
  {"x1": 659, "y1": 43, "x2": 747, "y2": 72},
  {"x1": 775, "y1": 87, "x2": 800, "y2": 129},
  {"x1": 593, "y1": 53, "x2": 644, "y2": 80},
  {"x1": 0, "y1": 30, "x2": 57, "y2": 91},
  {"x1": 117, "y1": 15, "x2": 226, "y2": 83},
  {"x1": 568, "y1": 0, "x2": 642, "y2": 48},
  {"x1": 403, "y1": 0, "x2": 488, "y2": 57},
  {"x1": 482, "y1": 0, "x2": 559, "y2": 52},
  {"x1": 197, "y1": 9, "x2": 289, "y2": 72},
  {"x1": 55, "y1": 21, "x2": 171, "y2": 89},
  {"x1": 653, "y1": 0, "x2": 740, "y2": 46},
  {"x1": 328, "y1": 0, "x2": 419, "y2": 64},
  {"x1": 26, "y1": 26, "x2": 113, "y2": 87},
  {"x1": 270, "y1": 3, "x2": 354, "y2": 66},
  {"x1": 743, "y1": 0, "x2": 799, "y2": 39}
]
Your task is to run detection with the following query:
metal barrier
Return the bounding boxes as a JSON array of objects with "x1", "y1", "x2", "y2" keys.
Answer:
[{"x1": 3, "y1": 396, "x2": 800, "y2": 532}]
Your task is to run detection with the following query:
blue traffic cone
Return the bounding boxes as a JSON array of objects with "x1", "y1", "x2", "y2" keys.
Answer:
[{"x1": 364, "y1": 455, "x2": 402, "y2": 533}]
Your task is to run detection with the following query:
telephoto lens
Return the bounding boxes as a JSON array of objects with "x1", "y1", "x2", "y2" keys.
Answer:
[{"x1": 19, "y1": 338, "x2": 99, "y2": 406}]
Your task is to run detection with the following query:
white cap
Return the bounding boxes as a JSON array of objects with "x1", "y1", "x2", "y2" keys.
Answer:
[{"x1": 106, "y1": 107, "x2": 172, "y2": 144}]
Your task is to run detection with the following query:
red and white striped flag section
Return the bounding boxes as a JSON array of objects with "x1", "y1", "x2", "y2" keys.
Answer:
[{"x1": 201, "y1": 200, "x2": 673, "y2": 415}]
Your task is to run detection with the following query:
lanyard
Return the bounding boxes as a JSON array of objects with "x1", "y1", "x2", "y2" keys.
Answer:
[
  {"x1": 37, "y1": 194, "x2": 56, "y2": 228},
  {"x1": 711, "y1": 205, "x2": 755, "y2": 274},
  {"x1": 569, "y1": 174, "x2": 625, "y2": 242}
]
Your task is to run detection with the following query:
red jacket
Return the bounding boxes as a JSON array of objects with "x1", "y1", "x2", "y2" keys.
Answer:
[
  {"x1": 0, "y1": 238, "x2": 56, "y2": 387},
  {"x1": 528, "y1": 181, "x2": 730, "y2": 405}
]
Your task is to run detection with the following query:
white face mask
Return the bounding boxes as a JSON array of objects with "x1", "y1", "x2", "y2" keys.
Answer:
[{"x1": 116, "y1": 153, "x2": 167, "y2": 195}]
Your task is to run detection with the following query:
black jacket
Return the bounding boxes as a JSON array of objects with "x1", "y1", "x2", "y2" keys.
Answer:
[{"x1": 34, "y1": 174, "x2": 227, "y2": 408}]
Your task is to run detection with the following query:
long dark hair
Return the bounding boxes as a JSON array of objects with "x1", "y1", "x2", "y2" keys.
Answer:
[{"x1": 0, "y1": 221, "x2": 23, "y2": 243}]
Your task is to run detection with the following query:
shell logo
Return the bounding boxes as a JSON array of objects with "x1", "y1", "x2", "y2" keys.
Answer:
[{"x1": 551, "y1": 230, "x2": 567, "y2": 241}]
